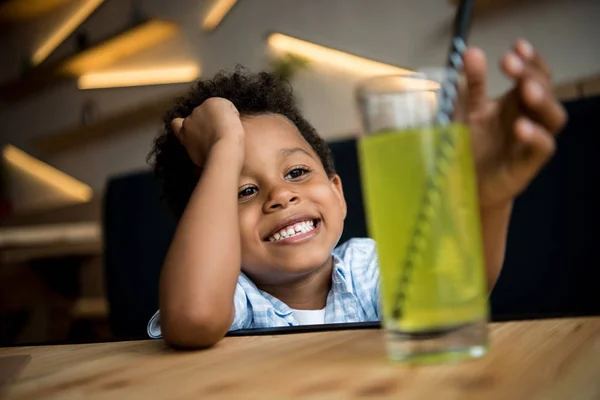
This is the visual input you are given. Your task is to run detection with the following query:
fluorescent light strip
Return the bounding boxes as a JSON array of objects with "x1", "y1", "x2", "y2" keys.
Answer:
[
  {"x1": 32, "y1": 0, "x2": 104, "y2": 66},
  {"x1": 77, "y1": 64, "x2": 200, "y2": 89},
  {"x1": 268, "y1": 33, "x2": 412, "y2": 76},
  {"x1": 0, "y1": 0, "x2": 72, "y2": 22},
  {"x1": 60, "y1": 19, "x2": 179, "y2": 77},
  {"x1": 202, "y1": 0, "x2": 237, "y2": 31},
  {"x1": 0, "y1": 222, "x2": 100, "y2": 247},
  {"x1": 3, "y1": 145, "x2": 93, "y2": 202}
]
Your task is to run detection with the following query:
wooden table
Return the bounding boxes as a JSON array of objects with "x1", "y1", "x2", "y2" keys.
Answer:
[{"x1": 1, "y1": 318, "x2": 599, "y2": 399}]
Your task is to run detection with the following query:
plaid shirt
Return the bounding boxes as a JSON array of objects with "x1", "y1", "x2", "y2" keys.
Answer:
[{"x1": 147, "y1": 238, "x2": 380, "y2": 338}]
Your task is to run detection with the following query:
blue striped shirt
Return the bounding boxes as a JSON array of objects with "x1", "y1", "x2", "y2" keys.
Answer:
[{"x1": 148, "y1": 238, "x2": 380, "y2": 338}]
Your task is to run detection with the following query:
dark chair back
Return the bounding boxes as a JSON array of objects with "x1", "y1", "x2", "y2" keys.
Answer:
[{"x1": 103, "y1": 171, "x2": 176, "y2": 338}]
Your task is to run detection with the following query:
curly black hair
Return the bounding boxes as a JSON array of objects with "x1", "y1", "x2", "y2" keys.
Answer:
[{"x1": 148, "y1": 68, "x2": 335, "y2": 218}]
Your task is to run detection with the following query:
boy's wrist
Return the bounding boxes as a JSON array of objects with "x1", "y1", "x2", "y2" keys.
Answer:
[
  {"x1": 479, "y1": 200, "x2": 513, "y2": 238},
  {"x1": 209, "y1": 134, "x2": 245, "y2": 166},
  {"x1": 217, "y1": 128, "x2": 244, "y2": 147},
  {"x1": 479, "y1": 199, "x2": 513, "y2": 214}
]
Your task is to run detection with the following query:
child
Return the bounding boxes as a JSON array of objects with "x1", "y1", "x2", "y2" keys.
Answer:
[{"x1": 147, "y1": 40, "x2": 566, "y2": 348}]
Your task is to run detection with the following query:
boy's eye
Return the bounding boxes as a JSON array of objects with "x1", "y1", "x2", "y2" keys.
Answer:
[
  {"x1": 238, "y1": 186, "x2": 257, "y2": 199},
  {"x1": 285, "y1": 166, "x2": 311, "y2": 180}
]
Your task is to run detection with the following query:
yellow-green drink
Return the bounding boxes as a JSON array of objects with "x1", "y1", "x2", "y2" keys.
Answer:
[
  {"x1": 357, "y1": 73, "x2": 489, "y2": 363},
  {"x1": 360, "y1": 124, "x2": 487, "y2": 326}
]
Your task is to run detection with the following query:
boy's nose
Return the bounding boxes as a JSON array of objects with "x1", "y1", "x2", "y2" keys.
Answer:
[{"x1": 264, "y1": 186, "x2": 299, "y2": 212}]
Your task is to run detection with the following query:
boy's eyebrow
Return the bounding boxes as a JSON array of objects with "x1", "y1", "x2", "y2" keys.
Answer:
[{"x1": 280, "y1": 147, "x2": 314, "y2": 159}]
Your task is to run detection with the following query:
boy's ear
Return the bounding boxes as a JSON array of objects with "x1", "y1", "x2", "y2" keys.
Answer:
[{"x1": 330, "y1": 174, "x2": 347, "y2": 219}]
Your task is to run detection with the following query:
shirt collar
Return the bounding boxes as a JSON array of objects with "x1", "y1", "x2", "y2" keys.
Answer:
[
  {"x1": 331, "y1": 252, "x2": 354, "y2": 295},
  {"x1": 241, "y1": 253, "x2": 354, "y2": 317},
  {"x1": 238, "y1": 272, "x2": 294, "y2": 317},
  {"x1": 261, "y1": 290, "x2": 294, "y2": 317}
]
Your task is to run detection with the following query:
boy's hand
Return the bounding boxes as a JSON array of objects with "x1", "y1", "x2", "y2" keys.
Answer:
[
  {"x1": 171, "y1": 97, "x2": 245, "y2": 166},
  {"x1": 463, "y1": 39, "x2": 567, "y2": 208}
]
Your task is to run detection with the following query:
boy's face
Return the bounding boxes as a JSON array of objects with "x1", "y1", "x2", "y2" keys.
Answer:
[{"x1": 237, "y1": 114, "x2": 346, "y2": 285}]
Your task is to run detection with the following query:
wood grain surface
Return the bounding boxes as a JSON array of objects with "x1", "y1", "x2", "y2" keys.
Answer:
[{"x1": 1, "y1": 317, "x2": 598, "y2": 399}]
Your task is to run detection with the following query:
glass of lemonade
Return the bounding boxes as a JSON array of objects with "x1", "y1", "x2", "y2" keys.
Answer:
[{"x1": 356, "y1": 70, "x2": 489, "y2": 363}]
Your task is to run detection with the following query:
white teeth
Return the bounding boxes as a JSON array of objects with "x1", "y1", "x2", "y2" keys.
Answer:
[{"x1": 267, "y1": 220, "x2": 317, "y2": 242}]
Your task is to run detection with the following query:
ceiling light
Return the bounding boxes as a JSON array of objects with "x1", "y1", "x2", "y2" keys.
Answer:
[
  {"x1": 202, "y1": 0, "x2": 237, "y2": 31},
  {"x1": 77, "y1": 64, "x2": 200, "y2": 89},
  {"x1": 3, "y1": 145, "x2": 93, "y2": 202},
  {"x1": 32, "y1": 0, "x2": 104, "y2": 66},
  {"x1": 60, "y1": 19, "x2": 179, "y2": 77},
  {"x1": 0, "y1": 0, "x2": 71, "y2": 22},
  {"x1": 268, "y1": 33, "x2": 412, "y2": 76}
]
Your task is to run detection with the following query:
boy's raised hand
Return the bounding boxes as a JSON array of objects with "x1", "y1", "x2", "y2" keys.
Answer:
[
  {"x1": 463, "y1": 39, "x2": 567, "y2": 208},
  {"x1": 171, "y1": 97, "x2": 245, "y2": 166}
]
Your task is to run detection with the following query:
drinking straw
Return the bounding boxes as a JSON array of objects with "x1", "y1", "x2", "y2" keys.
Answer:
[{"x1": 392, "y1": 0, "x2": 474, "y2": 319}]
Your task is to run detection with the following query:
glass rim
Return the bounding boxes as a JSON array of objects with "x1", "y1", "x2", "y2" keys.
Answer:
[{"x1": 356, "y1": 68, "x2": 457, "y2": 96}]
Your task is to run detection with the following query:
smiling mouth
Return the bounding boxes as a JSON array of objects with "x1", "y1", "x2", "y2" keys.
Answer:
[{"x1": 264, "y1": 219, "x2": 321, "y2": 242}]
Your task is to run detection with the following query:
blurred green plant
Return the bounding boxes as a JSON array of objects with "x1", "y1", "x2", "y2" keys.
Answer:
[{"x1": 269, "y1": 53, "x2": 311, "y2": 82}]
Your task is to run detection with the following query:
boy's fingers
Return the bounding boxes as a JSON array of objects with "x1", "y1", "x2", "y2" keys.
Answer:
[
  {"x1": 501, "y1": 50, "x2": 551, "y2": 90},
  {"x1": 531, "y1": 52, "x2": 553, "y2": 81},
  {"x1": 514, "y1": 39, "x2": 534, "y2": 60},
  {"x1": 514, "y1": 117, "x2": 556, "y2": 173},
  {"x1": 514, "y1": 38, "x2": 552, "y2": 80},
  {"x1": 501, "y1": 52, "x2": 525, "y2": 80},
  {"x1": 463, "y1": 47, "x2": 488, "y2": 110},
  {"x1": 521, "y1": 78, "x2": 567, "y2": 134},
  {"x1": 502, "y1": 41, "x2": 565, "y2": 134},
  {"x1": 171, "y1": 118, "x2": 184, "y2": 139}
]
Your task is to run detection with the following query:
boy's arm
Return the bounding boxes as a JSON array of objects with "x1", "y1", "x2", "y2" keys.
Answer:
[
  {"x1": 479, "y1": 202, "x2": 513, "y2": 291},
  {"x1": 160, "y1": 137, "x2": 244, "y2": 348},
  {"x1": 462, "y1": 41, "x2": 566, "y2": 291},
  {"x1": 159, "y1": 98, "x2": 245, "y2": 349}
]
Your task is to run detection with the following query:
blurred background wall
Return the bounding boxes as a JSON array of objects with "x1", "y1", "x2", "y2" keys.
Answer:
[{"x1": 0, "y1": 0, "x2": 598, "y2": 203}]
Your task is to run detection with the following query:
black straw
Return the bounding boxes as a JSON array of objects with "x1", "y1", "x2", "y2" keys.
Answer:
[{"x1": 392, "y1": 0, "x2": 474, "y2": 320}]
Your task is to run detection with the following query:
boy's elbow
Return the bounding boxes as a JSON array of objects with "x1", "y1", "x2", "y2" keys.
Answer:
[{"x1": 161, "y1": 308, "x2": 231, "y2": 349}]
